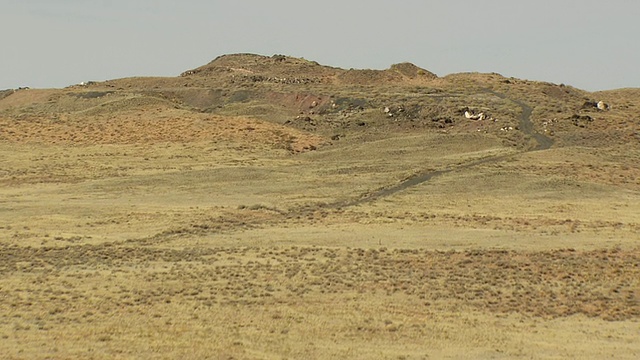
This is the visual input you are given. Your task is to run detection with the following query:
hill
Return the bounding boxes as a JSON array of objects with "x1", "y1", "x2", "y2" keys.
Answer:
[
  {"x1": 3, "y1": 53, "x2": 636, "y2": 151},
  {"x1": 0, "y1": 53, "x2": 639, "y2": 359}
]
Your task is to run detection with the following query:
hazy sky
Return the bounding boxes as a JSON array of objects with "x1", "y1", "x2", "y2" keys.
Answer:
[{"x1": 2, "y1": 0, "x2": 638, "y2": 91}]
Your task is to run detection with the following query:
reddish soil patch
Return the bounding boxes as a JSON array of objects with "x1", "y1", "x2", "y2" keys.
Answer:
[{"x1": 0, "y1": 109, "x2": 325, "y2": 152}]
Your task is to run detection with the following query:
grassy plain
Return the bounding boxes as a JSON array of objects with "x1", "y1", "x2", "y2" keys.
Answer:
[{"x1": 1, "y1": 54, "x2": 639, "y2": 359}]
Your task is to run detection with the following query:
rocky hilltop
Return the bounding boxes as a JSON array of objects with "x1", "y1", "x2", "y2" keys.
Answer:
[{"x1": 0, "y1": 53, "x2": 638, "y2": 152}]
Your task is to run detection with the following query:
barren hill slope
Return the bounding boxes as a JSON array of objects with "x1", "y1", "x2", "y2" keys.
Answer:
[{"x1": 3, "y1": 53, "x2": 636, "y2": 150}]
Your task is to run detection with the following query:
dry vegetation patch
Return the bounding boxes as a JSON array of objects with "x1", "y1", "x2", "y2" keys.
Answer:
[
  {"x1": 0, "y1": 108, "x2": 324, "y2": 153},
  {"x1": 0, "y1": 243, "x2": 638, "y2": 358}
]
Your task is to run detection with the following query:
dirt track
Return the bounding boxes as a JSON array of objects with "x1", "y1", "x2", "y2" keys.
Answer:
[{"x1": 341, "y1": 90, "x2": 553, "y2": 206}]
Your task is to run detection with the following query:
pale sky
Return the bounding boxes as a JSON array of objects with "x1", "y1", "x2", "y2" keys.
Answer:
[{"x1": 1, "y1": 0, "x2": 638, "y2": 91}]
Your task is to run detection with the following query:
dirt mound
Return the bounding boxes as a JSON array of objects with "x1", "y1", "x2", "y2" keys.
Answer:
[
  {"x1": 179, "y1": 54, "x2": 437, "y2": 88},
  {"x1": 336, "y1": 63, "x2": 437, "y2": 85},
  {"x1": 180, "y1": 53, "x2": 337, "y2": 84},
  {"x1": 389, "y1": 62, "x2": 437, "y2": 79}
]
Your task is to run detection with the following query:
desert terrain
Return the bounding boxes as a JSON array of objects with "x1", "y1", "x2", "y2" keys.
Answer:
[{"x1": 0, "y1": 53, "x2": 639, "y2": 359}]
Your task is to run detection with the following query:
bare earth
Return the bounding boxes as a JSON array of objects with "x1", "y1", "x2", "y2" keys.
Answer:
[{"x1": 0, "y1": 54, "x2": 639, "y2": 359}]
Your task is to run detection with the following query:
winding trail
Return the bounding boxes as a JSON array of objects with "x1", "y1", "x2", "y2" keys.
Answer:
[
  {"x1": 333, "y1": 89, "x2": 554, "y2": 208},
  {"x1": 486, "y1": 89, "x2": 554, "y2": 151}
]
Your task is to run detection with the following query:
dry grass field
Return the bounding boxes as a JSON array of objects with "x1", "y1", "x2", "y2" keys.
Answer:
[{"x1": 1, "y1": 54, "x2": 639, "y2": 359}]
